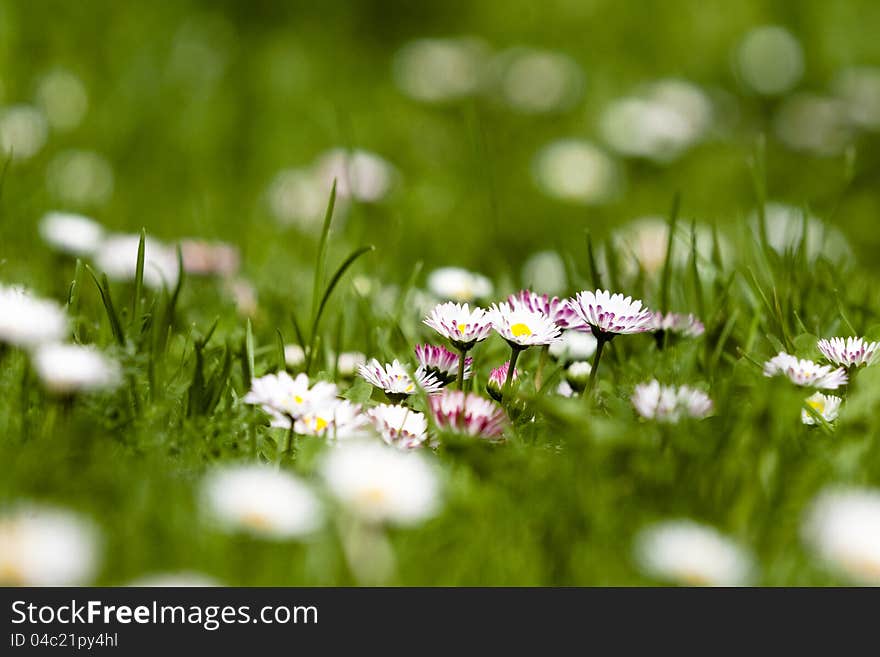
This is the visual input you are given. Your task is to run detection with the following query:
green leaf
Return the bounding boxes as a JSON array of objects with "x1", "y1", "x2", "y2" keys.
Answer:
[
  {"x1": 87, "y1": 266, "x2": 125, "y2": 346},
  {"x1": 132, "y1": 228, "x2": 146, "y2": 326}
]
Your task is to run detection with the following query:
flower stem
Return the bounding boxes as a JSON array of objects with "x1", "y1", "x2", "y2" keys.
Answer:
[
  {"x1": 285, "y1": 418, "x2": 296, "y2": 460},
  {"x1": 584, "y1": 337, "x2": 606, "y2": 398},
  {"x1": 503, "y1": 347, "x2": 522, "y2": 402},
  {"x1": 535, "y1": 344, "x2": 549, "y2": 391},
  {"x1": 457, "y1": 347, "x2": 468, "y2": 391}
]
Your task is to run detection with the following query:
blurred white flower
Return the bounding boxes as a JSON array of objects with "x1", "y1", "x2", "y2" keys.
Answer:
[
  {"x1": 284, "y1": 344, "x2": 305, "y2": 369},
  {"x1": 763, "y1": 352, "x2": 848, "y2": 390},
  {"x1": 94, "y1": 234, "x2": 180, "y2": 289},
  {"x1": 267, "y1": 168, "x2": 332, "y2": 229},
  {"x1": 320, "y1": 442, "x2": 441, "y2": 526},
  {"x1": 549, "y1": 329, "x2": 597, "y2": 363},
  {"x1": 314, "y1": 148, "x2": 394, "y2": 203},
  {"x1": 32, "y1": 344, "x2": 122, "y2": 395},
  {"x1": 127, "y1": 572, "x2": 221, "y2": 587},
  {"x1": 521, "y1": 250, "x2": 567, "y2": 296},
  {"x1": 39, "y1": 211, "x2": 104, "y2": 257},
  {"x1": 802, "y1": 487, "x2": 880, "y2": 584},
  {"x1": 631, "y1": 380, "x2": 714, "y2": 422},
  {"x1": 335, "y1": 351, "x2": 366, "y2": 378},
  {"x1": 801, "y1": 392, "x2": 842, "y2": 426},
  {"x1": 202, "y1": 465, "x2": 323, "y2": 540},
  {"x1": 774, "y1": 94, "x2": 852, "y2": 156},
  {"x1": 736, "y1": 25, "x2": 804, "y2": 95},
  {"x1": 0, "y1": 504, "x2": 100, "y2": 586},
  {"x1": 634, "y1": 520, "x2": 754, "y2": 586},
  {"x1": 0, "y1": 105, "x2": 48, "y2": 161},
  {"x1": 297, "y1": 399, "x2": 372, "y2": 441},
  {"x1": 46, "y1": 150, "x2": 114, "y2": 207},
  {"x1": 225, "y1": 278, "x2": 258, "y2": 317},
  {"x1": 393, "y1": 37, "x2": 489, "y2": 103},
  {"x1": 180, "y1": 239, "x2": 239, "y2": 277},
  {"x1": 751, "y1": 203, "x2": 851, "y2": 262},
  {"x1": 243, "y1": 371, "x2": 339, "y2": 428},
  {"x1": 427, "y1": 267, "x2": 493, "y2": 302},
  {"x1": 0, "y1": 285, "x2": 68, "y2": 348},
  {"x1": 556, "y1": 379, "x2": 576, "y2": 398},
  {"x1": 533, "y1": 139, "x2": 620, "y2": 204},
  {"x1": 833, "y1": 67, "x2": 880, "y2": 130},
  {"x1": 35, "y1": 69, "x2": 88, "y2": 132},
  {"x1": 493, "y1": 48, "x2": 583, "y2": 113}
]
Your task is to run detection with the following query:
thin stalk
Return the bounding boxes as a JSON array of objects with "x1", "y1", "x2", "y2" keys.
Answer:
[
  {"x1": 285, "y1": 418, "x2": 296, "y2": 460},
  {"x1": 503, "y1": 347, "x2": 522, "y2": 402},
  {"x1": 457, "y1": 348, "x2": 468, "y2": 391},
  {"x1": 585, "y1": 337, "x2": 606, "y2": 398}
]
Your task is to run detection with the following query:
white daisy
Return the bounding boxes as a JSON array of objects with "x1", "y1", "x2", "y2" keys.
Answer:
[
  {"x1": 488, "y1": 301, "x2": 562, "y2": 348},
  {"x1": 320, "y1": 442, "x2": 441, "y2": 526},
  {"x1": 631, "y1": 380, "x2": 713, "y2": 423},
  {"x1": 801, "y1": 392, "x2": 842, "y2": 426},
  {"x1": 283, "y1": 344, "x2": 306, "y2": 368},
  {"x1": 426, "y1": 267, "x2": 494, "y2": 302},
  {"x1": 367, "y1": 404, "x2": 429, "y2": 449},
  {"x1": 817, "y1": 336, "x2": 880, "y2": 368},
  {"x1": 634, "y1": 520, "x2": 754, "y2": 586},
  {"x1": 763, "y1": 352, "x2": 848, "y2": 389},
  {"x1": 201, "y1": 465, "x2": 323, "y2": 540},
  {"x1": 335, "y1": 351, "x2": 366, "y2": 378},
  {"x1": 180, "y1": 239, "x2": 240, "y2": 277},
  {"x1": 802, "y1": 487, "x2": 880, "y2": 584},
  {"x1": 297, "y1": 399, "x2": 372, "y2": 441},
  {"x1": 507, "y1": 289, "x2": 582, "y2": 329},
  {"x1": 423, "y1": 302, "x2": 493, "y2": 351},
  {"x1": 565, "y1": 361, "x2": 593, "y2": 392},
  {"x1": 429, "y1": 390, "x2": 507, "y2": 441},
  {"x1": 0, "y1": 285, "x2": 68, "y2": 348},
  {"x1": 314, "y1": 148, "x2": 395, "y2": 203},
  {"x1": 568, "y1": 289, "x2": 654, "y2": 339},
  {"x1": 94, "y1": 234, "x2": 180, "y2": 289},
  {"x1": 357, "y1": 359, "x2": 444, "y2": 400},
  {"x1": 414, "y1": 344, "x2": 472, "y2": 385},
  {"x1": 0, "y1": 504, "x2": 100, "y2": 586},
  {"x1": 650, "y1": 311, "x2": 705, "y2": 338},
  {"x1": 549, "y1": 329, "x2": 598, "y2": 363},
  {"x1": 243, "y1": 372, "x2": 339, "y2": 427},
  {"x1": 39, "y1": 212, "x2": 104, "y2": 256},
  {"x1": 32, "y1": 344, "x2": 122, "y2": 395}
]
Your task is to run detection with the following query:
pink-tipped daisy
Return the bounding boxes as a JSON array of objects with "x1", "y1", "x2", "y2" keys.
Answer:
[
  {"x1": 367, "y1": 404, "x2": 429, "y2": 449},
  {"x1": 423, "y1": 302, "x2": 493, "y2": 351},
  {"x1": 650, "y1": 311, "x2": 705, "y2": 338},
  {"x1": 429, "y1": 390, "x2": 507, "y2": 441},
  {"x1": 631, "y1": 380, "x2": 714, "y2": 423},
  {"x1": 567, "y1": 289, "x2": 654, "y2": 339},
  {"x1": 357, "y1": 358, "x2": 444, "y2": 401},
  {"x1": 488, "y1": 301, "x2": 562, "y2": 349},
  {"x1": 414, "y1": 344, "x2": 472, "y2": 385},
  {"x1": 817, "y1": 337, "x2": 880, "y2": 368},
  {"x1": 243, "y1": 372, "x2": 339, "y2": 428},
  {"x1": 507, "y1": 289, "x2": 583, "y2": 329},
  {"x1": 487, "y1": 361, "x2": 518, "y2": 402},
  {"x1": 763, "y1": 352, "x2": 848, "y2": 390}
]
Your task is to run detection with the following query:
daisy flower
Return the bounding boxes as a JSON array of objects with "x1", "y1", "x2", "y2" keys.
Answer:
[
  {"x1": 634, "y1": 520, "x2": 754, "y2": 586},
  {"x1": 0, "y1": 285, "x2": 68, "y2": 349},
  {"x1": 488, "y1": 301, "x2": 563, "y2": 349},
  {"x1": 357, "y1": 358, "x2": 444, "y2": 402},
  {"x1": 507, "y1": 289, "x2": 582, "y2": 329},
  {"x1": 201, "y1": 465, "x2": 323, "y2": 540},
  {"x1": 426, "y1": 267, "x2": 493, "y2": 302},
  {"x1": 556, "y1": 380, "x2": 576, "y2": 398},
  {"x1": 650, "y1": 311, "x2": 705, "y2": 338},
  {"x1": 180, "y1": 239, "x2": 240, "y2": 277},
  {"x1": 549, "y1": 329, "x2": 598, "y2": 363},
  {"x1": 414, "y1": 344, "x2": 472, "y2": 385},
  {"x1": 487, "y1": 361, "x2": 518, "y2": 402},
  {"x1": 817, "y1": 336, "x2": 880, "y2": 368},
  {"x1": 801, "y1": 392, "x2": 842, "y2": 426},
  {"x1": 243, "y1": 372, "x2": 339, "y2": 427},
  {"x1": 802, "y1": 487, "x2": 880, "y2": 584},
  {"x1": 335, "y1": 351, "x2": 366, "y2": 378},
  {"x1": 39, "y1": 211, "x2": 104, "y2": 257},
  {"x1": 564, "y1": 361, "x2": 592, "y2": 393},
  {"x1": 0, "y1": 504, "x2": 100, "y2": 586},
  {"x1": 631, "y1": 380, "x2": 713, "y2": 423},
  {"x1": 297, "y1": 399, "x2": 372, "y2": 441},
  {"x1": 763, "y1": 352, "x2": 848, "y2": 389},
  {"x1": 32, "y1": 344, "x2": 122, "y2": 395},
  {"x1": 423, "y1": 302, "x2": 493, "y2": 352},
  {"x1": 283, "y1": 344, "x2": 306, "y2": 369},
  {"x1": 367, "y1": 404, "x2": 429, "y2": 449},
  {"x1": 320, "y1": 442, "x2": 441, "y2": 526},
  {"x1": 429, "y1": 390, "x2": 507, "y2": 441},
  {"x1": 94, "y1": 233, "x2": 180, "y2": 290}
]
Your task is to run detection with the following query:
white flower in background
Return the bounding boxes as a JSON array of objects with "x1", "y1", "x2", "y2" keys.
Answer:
[
  {"x1": 393, "y1": 37, "x2": 489, "y2": 103},
  {"x1": 314, "y1": 148, "x2": 395, "y2": 203},
  {"x1": 650, "y1": 312, "x2": 705, "y2": 338},
  {"x1": 127, "y1": 572, "x2": 221, "y2": 587},
  {"x1": 38, "y1": 211, "x2": 104, "y2": 257},
  {"x1": 283, "y1": 344, "x2": 306, "y2": 369},
  {"x1": 634, "y1": 520, "x2": 754, "y2": 586},
  {"x1": 631, "y1": 380, "x2": 713, "y2": 423},
  {"x1": 32, "y1": 344, "x2": 122, "y2": 395},
  {"x1": 267, "y1": 168, "x2": 332, "y2": 229},
  {"x1": 521, "y1": 250, "x2": 567, "y2": 296},
  {"x1": 532, "y1": 139, "x2": 620, "y2": 205},
  {"x1": 0, "y1": 285, "x2": 67, "y2": 348},
  {"x1": 180, "y1": 239, "x2": 240, "y2": 277},
  {"x1": 802, "y1": 487, "x2": 880, "y2": 584},
  {"x1": 751, "y1": 203, "x2": 851, "y2": 262},
  {"x1": 549, "y1": 329, "x2": 598, "y2": 363},
  {"x1": 568, "y1": 289, "x2": 654, "y2": 339},
  {"x1": 0, "y1": 505, "x2": 100, "y2": 586},
  {"x1": 367, "y1": 404, "x2": 429, "y2": 449},
  {"x1": 493, "y1": 47, "x2": 583, "y2": 114},
  {"x1": 736, "y1": 25, "x2": 804, "y2": 95},
  {"x1": 335, "y1": 351, "x2": 366, "y2": 378},
  {"x1": 774, "y1": 94, "x2": 852, "y2": 157},
  {"x1": 763, "y1": 352, "x2": 848, "y2": 390},
  {"x1": 833, "y1": 67, "x2": 880, "y2": 130},
  {"x1": 817, "y1": 337, "x2": 880, "y2": 368},
  {"x1": 357, "y1": 359, "x2": 444, "y2": 398},
  {"x1": 646, "y1": 79, "x2": 714, "y2": 137},
  {"x1": 0, "y1": 105, "x2": 48, "y2": 161},
  {"x1": 424, "y1": 302, "x2": 493, "y2": 351},
  {"x1": 298, "y1": 399, "x2": 371, "y2": 441},
  {"x1": 94, "y1": 234, "x2": 179, "y2": 289},
  {"x1": 556, "y1": 380, "x2": 576, "y2": 398},
  {"x1": 801, "y1": 392, "x2": 842, "y2": 426},
  {"x1": 36, "y1": 69, "x2": 88, "y2": 132},
  {"x1": 565, "y1": 361, "x2": 592, "y2": 392},
  {"x1": 46, "y1": 150, "x2": 114, "y2": 207},
  {"x1": 201, "y1": 465, "x2": 323, "y2": 540},
  {"x1": 243, "y1": 372, "x2": 339, "y2": 427},
  {"x1": 488, "y1": 301, "x2": 563, "y2": 348},
  {"x1": 320, "y1": 442, "x2": 441, "y2": 526},
  {"x1": 427, "y1": 267, "x2": 493, "y2": 302}
]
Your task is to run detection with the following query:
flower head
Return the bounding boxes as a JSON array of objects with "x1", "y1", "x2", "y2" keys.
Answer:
[
  {"x1": 357, "y1": 359, "x2": 444, "y2": 399},
  {"x1": 94, "y1": 234, "x2": 180, "y2": 289},
  {"x1": 549, "y1": 329, "x2": 597, "y2": 363},
  {"x1": 297, "y1": 399, "x2": 372, "y2": 441},
  {"x1": 320, "y1": 442, "x2": 441, "y2": 526},
  {"x1": 414, "y1": 344, "x2": 472, "y2": 385},
  {"x1": 634, "y1": 520, "x2": 754, "y2": 586},
  {"x1": 568, "y1": 289, "x2": 654, "y2": 339},
  {"x1": 367, "y1": 404, "x2": 429, "y2": 449},
  {"x1": 423, "y1": 302, "x2": 493, "y2": 351},
  {"x1": 817, "y1": 336, "x2": 880, "y2": 368},
  {"x1": 565, "y1": 361, "x2": 592, "y2": 392},
  {"x1": 507, "y1": 289, "x2": 582, "y2": 329},
  {"x1": 801, "y1": 392, "x2": 842, "y2": 426},
  {"x1": 488, "y1": 301, "x2": 562, "y2": 349},
  {"x1": 39, "y1": 212, "x2": 104, "y2": 256},
  {"x1": 802, "y1": 487, "x2": 880, "y2": 584},
  {"x1": 429, "y1": 390, "x2": 507, "y2": 441},
  {"x1": 201, "y1": 465, "x2": 323, "y2": 540},
  {"x1": 631, "y1": 380, "x2": 713, "y2": 422},
  {"x1": 243, "y1": 372, "x2": 339, "y2": 427},
  {"x1": 32, "y1": 344, "x2": 122, "y2": 395},
  {"x1": 180, "y1": 239, "x2": 240, "y2": 277},
  {"x1": 0, "y1": 285, "x2": 68, "y2": 348},
  {"x1": 487, "y1": 361, "x2": 518, "y2": 402},
  {"x1": 427, "y1": 267, "x2": 493, "y2": 302},
  {"x1": 335, "y1": 351, "x2": 366, "y2": 378},
  {"x1": 763, "y1": 352, "x2": 848, "y2": 389},
  {"x1": 650, "y1": 311, "x2": 705, "y2": 337}
]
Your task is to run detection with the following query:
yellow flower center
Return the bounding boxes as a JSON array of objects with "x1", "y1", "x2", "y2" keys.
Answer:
[
  {"x1": 457, "y1": 323, "x2": 468, "y2": 334},
  {"x1": 241, "y1": 511, "x2": 273, "y2": 532},
  {"x1": 678, "y1": 569, "x2": 712, "y2": 586},
  {"x1": 313, "y1": 416, "x2": 328, "y2": 432},
  {"x1": 358, "y1": 487, "x2": 388, "y2": 506},
  {"x1": 294, "y1": 395, "x2": 304, "y2": 404},
  {"x1": 807, "y1": 398, "x2": 825, "y2": 414},
  {"x1": 511, "y1": 322, "x2": 532, "y2": 337}
]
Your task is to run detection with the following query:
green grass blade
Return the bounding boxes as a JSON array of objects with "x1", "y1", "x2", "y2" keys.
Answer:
[
  {"x1": 659, "y1": 191, "x2": 680, "y2": 313},
  {"x1": 87, "y1": 266, "x2": 125, "y2": 346},
  {"x1": 132, "y1": 228, "x2": 146, "y2": 326},
  {"x1": 311, "y1": 180, "x2": 337, "y2": 330}
]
